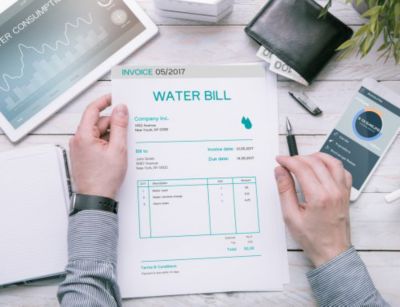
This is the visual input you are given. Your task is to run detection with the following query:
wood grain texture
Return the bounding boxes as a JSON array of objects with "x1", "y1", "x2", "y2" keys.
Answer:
[
  {"x1": 0, "y1": 133, "x2": 399, "y2": 250},
  {"x1": 1, "y1": 252, "x2": 399, "y2": 307},
  {"x1": 136, "y1": 0, "x2": 366, "y2": 26},
  {"x1": 1, "y1": 0, "x2": 400, "y2": 305},
  {"x1": 1, "y1": 133, "x2": 399, "y2": 194},
  {"x1": 0, "y1": 131, "x2": 400, "y2": 194},
  {"x1": 97, "y1": 25, "x2": 399, "y2": 81},
  {"x1": 1, "y1": 80, "x2": 399, "y2": 136}
]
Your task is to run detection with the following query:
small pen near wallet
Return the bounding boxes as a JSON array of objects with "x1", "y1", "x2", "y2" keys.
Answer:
[
  {"x1": 286, "y1": 117, "x2": 298, "y2": 156},
  {"x1": 288, "y1": 91, "x2": 323, "y2": 116}
]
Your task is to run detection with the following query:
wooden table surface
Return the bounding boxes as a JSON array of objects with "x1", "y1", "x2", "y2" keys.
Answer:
[{"x1": 1, "y1": 1, "x2": 400, "y2": 306}]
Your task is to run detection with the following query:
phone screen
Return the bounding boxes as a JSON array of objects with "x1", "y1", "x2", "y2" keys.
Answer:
[{"x1": 321, "y1": 86, "x2": 400, "y2": 190}]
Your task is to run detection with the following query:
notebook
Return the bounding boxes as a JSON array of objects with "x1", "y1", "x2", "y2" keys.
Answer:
[{"x1": 0, "y1": 145, "x2": 71, "y2": 286}]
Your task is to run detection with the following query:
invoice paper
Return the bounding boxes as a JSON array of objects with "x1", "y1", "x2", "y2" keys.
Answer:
[{"x1": 112, "y1": 64, "x2": 289, "y2": 298}]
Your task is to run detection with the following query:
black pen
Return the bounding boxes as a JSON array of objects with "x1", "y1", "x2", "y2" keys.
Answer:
[
  {"x1": 286, "y1": 117, "x2": 298, "y2": 156},
  {"x1": 288, "y1": 92, "x2": 323, "y2": 116}
]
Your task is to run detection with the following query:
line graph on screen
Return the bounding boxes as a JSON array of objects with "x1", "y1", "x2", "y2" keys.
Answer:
[{"x1": 0, "y1": 13, "x2": 108, "y2": 112}]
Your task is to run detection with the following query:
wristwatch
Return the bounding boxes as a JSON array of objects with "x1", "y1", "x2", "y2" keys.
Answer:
[{"x1": 69, "y1": 193, "x2": 118, "y2": 216}]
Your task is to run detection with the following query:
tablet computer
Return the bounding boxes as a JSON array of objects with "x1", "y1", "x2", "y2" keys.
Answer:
[{"x1": 0, "y1": 0, "x2": 158, "y2": 142}]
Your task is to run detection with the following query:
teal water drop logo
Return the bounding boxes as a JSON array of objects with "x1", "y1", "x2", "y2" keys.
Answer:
[{"x1": 241, "y1": 117, "x2": 252, "y2": 129}]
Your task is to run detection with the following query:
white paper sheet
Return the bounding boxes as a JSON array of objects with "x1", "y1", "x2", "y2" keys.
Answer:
[
  {"x1": 112, "y1": 64, "x2": 289, "y2": 298},
  {"x1": 0, "y1": 145, "x2": 69, "y2": 286}
]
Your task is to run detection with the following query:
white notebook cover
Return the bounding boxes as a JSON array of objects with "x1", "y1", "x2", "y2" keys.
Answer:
[{"x1": 0, "y1": 145, "x2": 70, "y2": 286}]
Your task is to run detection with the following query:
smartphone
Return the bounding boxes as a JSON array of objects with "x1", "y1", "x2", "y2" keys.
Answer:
[{"x1": 321, "y1": 78, "x2": 400, "y2": 201}]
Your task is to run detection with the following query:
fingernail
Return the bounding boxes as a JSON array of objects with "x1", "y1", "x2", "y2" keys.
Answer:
[
  {"x1": 115, "y1": 104, "x2": 128, "y2": 116},
  {"x1": 276, "y1": 155, "x2": 285, "y2": 163},
  {"x1": 105, "y1": 94, "x2": 112, "y2": 104},
  {"x1": 274, "y1": 167, "x2": 286, "y2": 180}
]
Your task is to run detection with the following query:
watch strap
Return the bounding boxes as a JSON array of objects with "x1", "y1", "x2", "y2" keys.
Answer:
[{"x1": 70, "y1": 194, "x2": 118, "y2": 216}]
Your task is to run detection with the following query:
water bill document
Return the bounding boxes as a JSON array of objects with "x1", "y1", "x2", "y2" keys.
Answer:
[{"x1": 112, "y1": 64, "x2": 289, "y2": 298}]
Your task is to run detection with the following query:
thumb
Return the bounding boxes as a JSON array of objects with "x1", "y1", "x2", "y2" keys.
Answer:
[
  {"x1": 275, "y1": 166, "x2": 301, "y2": 227},
  {"x1": 110, "y1": 104, "x2": 129, "y2": 150}
]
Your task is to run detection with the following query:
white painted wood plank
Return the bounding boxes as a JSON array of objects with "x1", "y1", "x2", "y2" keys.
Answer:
[
  {"x1": 279, "y1": 135, "x2": 400, "y2": 193},
  {"x1": 0, "y1": 133, "x2": 399, "y2": 193},
  {"x1": 0, "y1": 134, "x2": 399, "y2": 249},
  {"x1": 137, "y1": 0, "x2": 365, "y2": 26},
  {"x1": 1, "y1": 80, "x2": 399, "y2": 136},
  {"x1": 286, "y1": 192, "x2": 400, "y2": 250},
  {"x1": 0, "y1": 2, "x2": 398, "y2": 304},
  {"x1": 278, "y1": 81, "x2": 400, "y2": 134},
  {"x1": 97, "y1": 26, "x2": 399, "y2": 81},
  {"x1": 1, "y1": 252, "x2": 399, "y2": 306}
]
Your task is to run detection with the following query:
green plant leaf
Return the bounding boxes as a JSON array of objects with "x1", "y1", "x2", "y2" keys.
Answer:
[
  {"x1": 362, "y1": 6, "x2": 382, "y2": 18},
  {"x1": 377, "y1": 42, "x2": 389, "y2": 51},
  {"x1": 395, "y1": 3, "x2": 400, "y2": 35},
  {"x1": 326, "y1": 0, "x2": 399, "y2": 64},
  {"x1": 336, "y1": 39, "x2": 356, "y2": 50},
  {"x1": 395, "y1": 41, "x2": 400, "y2": 64},
  {"x1": 318, "y1": 0, "x2": 332, "y2": 18},
  {"x1": 353, "y1": 24, "x2": 369, "y2": 38},
  {"x1": 360, "y1": 34, "x2": 376, "y2": 55},
  {"x1": 377, "y1": 45, "x2": 392, "y2": 62}
]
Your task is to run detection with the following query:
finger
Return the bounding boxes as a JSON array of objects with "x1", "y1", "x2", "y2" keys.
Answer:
[
  {"x1": 102, "y1": 132, "x2": 110, "y2": 143},
  {"x1": 109, "y1": 104, "x2": 129, "y2": 150},
  {"x1": 79, "y1": 95, "x2": 112, "y2": 135},
  {"x1": 344, "y1": 170, "x2": 352, "y2": 190},
  {"x1": 275, "y1": 166, "x2": 302, "y2": 228},
  {"x1": 315, "y1": 152, "x2": 346, "y2": 186},
  {"x1": 97, "y1": 116, "x2": 111, "y2": 136},
  {"x1": 276, "y1": 155, "x2": 321, "y2": 199},
  {"x1": 299, "y1": 155, "x2": 337, "y2": 190}
]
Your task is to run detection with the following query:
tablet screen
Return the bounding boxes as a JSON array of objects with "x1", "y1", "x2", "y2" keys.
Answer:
[{"x1": 0, "y1": 0, "x2": 145, "y2": 128}]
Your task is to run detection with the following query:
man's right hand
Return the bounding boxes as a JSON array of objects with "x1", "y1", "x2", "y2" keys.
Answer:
[
  {"x1": 275, "y1": 153, "x2": 353, "y2": 267},
  {"x1": 69, "y1": 95, "x2": 129, "y2": 200}
]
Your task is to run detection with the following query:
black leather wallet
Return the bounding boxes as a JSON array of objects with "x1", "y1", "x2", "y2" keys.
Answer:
[{"x1": 245, "y1": 0, "x2": 353, "y2": 84}]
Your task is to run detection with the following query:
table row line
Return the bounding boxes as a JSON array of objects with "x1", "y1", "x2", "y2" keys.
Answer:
[{"x1": 137, "y1": 177, "x2": 260, "y2": 238}]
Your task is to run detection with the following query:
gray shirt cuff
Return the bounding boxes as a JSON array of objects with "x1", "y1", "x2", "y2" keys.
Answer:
[
  {"x1": 307, "y1": 246, "x2": 383, "y2": 306},
  {"x1": 68, "y1": 210, "x2": 119, "y2": 264}
]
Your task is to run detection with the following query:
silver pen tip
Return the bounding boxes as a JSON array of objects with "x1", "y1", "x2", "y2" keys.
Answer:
[{"x1": 286, "y1": 117, "x2": 292, "y2": 134}]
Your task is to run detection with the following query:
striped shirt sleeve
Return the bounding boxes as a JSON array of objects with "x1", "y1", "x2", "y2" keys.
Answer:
[
  {"x1": 307, "y1": 246, "x2": 389, "y2": 307},
  {"x1": 57, "y1": 210, "x2": 122, "y2": 307}
]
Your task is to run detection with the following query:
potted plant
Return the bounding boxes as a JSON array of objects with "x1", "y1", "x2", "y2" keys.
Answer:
[{"x1": 322, "y1": 0, "x2": 400, "y2": 63}]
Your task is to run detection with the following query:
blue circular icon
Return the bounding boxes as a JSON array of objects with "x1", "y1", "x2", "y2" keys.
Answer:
[{"x1": 352, "y1": 108, "x2": 383, "y2": 141}]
